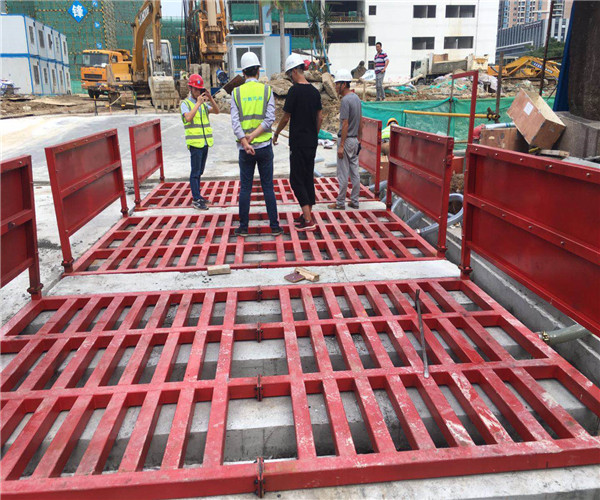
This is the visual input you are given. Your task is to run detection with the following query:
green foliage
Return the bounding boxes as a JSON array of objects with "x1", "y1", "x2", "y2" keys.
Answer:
[{"x1": 526, "y1": 38, "x2": 565, "y2": 59}]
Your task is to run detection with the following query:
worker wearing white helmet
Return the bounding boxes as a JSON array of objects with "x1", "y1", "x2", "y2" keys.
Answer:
[
  {"x1": 328, "y1": 69, "x2": 363, "y2": 210},
  {"x1": 231, "y1": 50, "x2": 282, "y2": 237},
  {"x1": 273, "y1": 53, "x2": 323, "y2": 231}
]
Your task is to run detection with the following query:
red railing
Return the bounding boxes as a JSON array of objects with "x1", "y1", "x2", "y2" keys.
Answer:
[
  {"x1": 129, "y1": 119, "x2": 165, "y2": 210},
  {"x1": 0, "y1": 156, "x2": 42, "y2": 299},
  {"x1": 387, "y1": 126, "x2": 454, "y2": 257},
  {"x1": 462, "y1": 145, "x2": 600, "y2": 336},
  {"x1": 45, "y1": 129, "x2": 128, "y2": 273},
  {"x1": 359, "y1": 117, "x2": 382, "y2": 197}
]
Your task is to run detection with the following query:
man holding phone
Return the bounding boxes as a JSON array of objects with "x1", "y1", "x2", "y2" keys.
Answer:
[{"x1": 181, "y1": 73, "x2": 219, "y2": 210}]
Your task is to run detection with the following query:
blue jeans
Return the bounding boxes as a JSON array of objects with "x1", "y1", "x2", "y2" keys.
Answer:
[
  {"x1": 190, "y1": 145, "x2": 208, "y2": 202},
  {"x1": 238, "y1": 144, "x2": 280, "y2": 229}
]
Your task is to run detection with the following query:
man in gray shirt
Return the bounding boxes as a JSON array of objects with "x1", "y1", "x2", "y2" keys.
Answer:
[{"x1": 329, "y1": 69, "x2": 363, "y2": 209}]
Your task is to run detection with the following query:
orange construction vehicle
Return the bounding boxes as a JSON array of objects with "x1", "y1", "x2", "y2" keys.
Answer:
[
  {"x1": 80, "y1": 49, "x2": 132, "y2": 99},
  {"x1": 488, "y1": 56, "x2": 561, "y2": 81}
]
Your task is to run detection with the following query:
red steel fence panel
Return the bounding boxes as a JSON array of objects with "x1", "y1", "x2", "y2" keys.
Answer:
[
  {"x1": 1, "y1": 279, "x2": 599, "y2": 498},
  {"x1": 359, "y1": 117, "x2": 382, "y2": 197},
  {"x1": 129, "y1": 119, "x2": 165, "y2": 210},
  {"x1": 67, "y1": 210, "x2": 437, "y2": 274},
  {"x1": 45, "y1": 130, "x2": 129, "y2": 273},
  {"x1": 0, "y1": 156, "x2": 42, "y2": 299},
  {"x1": 462, "y1": 145, "x2": 600, "y2": 336},
  {"x1": 139, "y1": 178, "x2": 376, "y2": 209},
  {"x1": 387, "y1": 126, "x2": 454, "y2": 258}
]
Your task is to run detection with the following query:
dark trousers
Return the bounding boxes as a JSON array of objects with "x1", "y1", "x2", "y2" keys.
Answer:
[
  {"x1": 189, "y1": 145, "x2": 209, "y2": 202},
  {"x1": 289, "y1": 146, "x2": 316, "y2": 207},
  {"x1": 238, "y1": 144, "x2": 280, "y2": 229}
]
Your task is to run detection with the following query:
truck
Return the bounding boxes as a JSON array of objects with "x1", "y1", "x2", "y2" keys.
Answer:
[
  {"x1": 80, "y1": 49, "x2": 132, "y2": 99},
  {"x1": 80, "y1": 0, "x2": 179, "y2": 110},
  {"x1": 412, "y1": 53, "x2": 488, "y2": 83}
]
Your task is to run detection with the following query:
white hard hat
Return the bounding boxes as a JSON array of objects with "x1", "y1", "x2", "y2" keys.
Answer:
[
  {"x1": 241, "y1": 51, "x2": 261, "y2": 71},
  {"x1": 285, "y1": 53, "x2": 305, "y2": 73},
  {"x1": 334, "y1": 69, "x2": 353, "y2": 83}
]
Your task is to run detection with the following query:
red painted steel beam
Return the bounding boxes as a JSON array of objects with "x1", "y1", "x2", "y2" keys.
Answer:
[
  {"x1": 0, "y1": 155, "x2": 42, "y2": 299},
  {"x1": 452, "y1": 71, "x2": 479, "y2": 145}
]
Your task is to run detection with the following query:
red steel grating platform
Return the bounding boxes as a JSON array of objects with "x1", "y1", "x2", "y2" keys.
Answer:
[
  {"x1": 137, "y1": 177, "x2": 376, "y2": 210},
  {"x1": 1, "y1": 279, "x2": 599, "y2": 499},
  {"x1": 68, "y1": 210, "x2": 437, "y2": 274}
]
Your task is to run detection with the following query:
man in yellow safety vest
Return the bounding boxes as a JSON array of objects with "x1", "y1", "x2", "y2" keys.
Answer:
[
  {"x1": 230, "y1": 51, "x2": 282, "y2": 237},
  {"x1": 181, "y1": 73, "x2": 219, "y2": 210}
]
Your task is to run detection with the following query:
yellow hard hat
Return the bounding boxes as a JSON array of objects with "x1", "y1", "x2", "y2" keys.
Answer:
[{"x1": 387, "y1": 117, "x2": 398, "y2": 127}]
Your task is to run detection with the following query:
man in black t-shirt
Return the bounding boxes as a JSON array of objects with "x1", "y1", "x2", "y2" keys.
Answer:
[{"x1": 274, "y1": 53, "x2": 323, "y2": 231}]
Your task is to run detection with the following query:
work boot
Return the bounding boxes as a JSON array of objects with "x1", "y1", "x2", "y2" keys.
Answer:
[
  {"x1": 234, "y1": 226, "x2": 249, "y2": 237},
  {"x1": 327, "y1": 203, "x2": 345, "y2": 210}
]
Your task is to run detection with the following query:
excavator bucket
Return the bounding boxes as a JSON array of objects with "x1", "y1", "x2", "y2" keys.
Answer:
[{"x1": 149, "y1": 75, "x2": 180, "y2": 112}]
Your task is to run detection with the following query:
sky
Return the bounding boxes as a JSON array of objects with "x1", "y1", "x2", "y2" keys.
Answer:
[{"x1": 161, "y1": 0, "x2": 184, "y2": 18}]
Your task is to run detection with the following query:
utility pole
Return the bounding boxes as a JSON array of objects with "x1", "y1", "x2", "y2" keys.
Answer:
[{"x1": 539, "y1": 0, "x2": 555, "y2": 96}]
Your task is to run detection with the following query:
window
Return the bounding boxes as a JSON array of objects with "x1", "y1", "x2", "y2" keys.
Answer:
[
  {"x1": 111, "y1": 55, "x2": 118, "y2": 63},
  {"x1": 33, "y1": 65, "x2": 40, "y2": 85},
  {"x1": 368, "y1": 61, "x2": 375, "y2": 70},
  {"x1": 43, "y1": 68, "x2": 48, "y2": 84},
  {"x1": 368, "y1": 36, "x2": 376, "y2": 46},
  {"x1": 412, "y1": 37, "x2": 435, "y2": 50},
  {"x1": 48, "y1": 33, "x2": 52, "y2": 49},
  {"x1": 444, "y1": 36, "x2": 474, "y2": 49},
  {"x1": 55, "y1": 37, "x2": 60, "y2": 52},
  {"x1": 38, "y1": 30, "x2": 45, "y2": 48},
  {"x1": 82, "y1": 53, "x2": 109, "y2": 67},
  {"x1": 59, "y1": 71, "x2": 64, "y2": 86},
  {"x1": 369, "y1": 5, "x2": 376, "y2": 15},
  {"x1": 413, "y1": 5, "x2": 436, "y2": 18},
  {"x1": 235, "y1": 47, "x2": 262, "y2": 69},
  {"x1": 28, "y1": 26, "x2": 35, "y2": 45},
  {"x1": 446, "y1": 5, "x2": 476, "y2": 18},
  {"x1": 63, "y1": 41, "x2": 67, "y2": 55}
]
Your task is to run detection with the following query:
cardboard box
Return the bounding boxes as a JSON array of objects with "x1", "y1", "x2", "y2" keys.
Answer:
[
  {"x1": 507, "y1": 90, "x2": 566, "y2": 149},
  {"x1": 480, "y1": 127, "x2": 529, "y2": 153}
]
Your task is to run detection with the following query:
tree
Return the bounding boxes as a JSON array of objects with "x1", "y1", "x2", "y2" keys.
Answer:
[
  {"x1": 526, "y1": 38, "x2": 565, "y2": 60},
  {"x1": 306, "y1": 1, "x2": 321, "y2": 60},
  {"x1": 320, "y1": 3, "x2": 333, "y2": 48},
  {"x1": 271, "y1": 0, "x2": 303, "y2": 72}
]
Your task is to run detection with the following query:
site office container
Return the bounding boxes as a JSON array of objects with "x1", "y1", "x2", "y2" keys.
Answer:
[{"x1": 0, "y1": 14, "x2": 71, "y2": 95}]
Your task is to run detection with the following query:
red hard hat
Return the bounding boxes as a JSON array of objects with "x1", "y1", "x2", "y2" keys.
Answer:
[
  {"x1": 188, "y1": 74, "x2": 204, "y2": 89},
  {"x1": 304, "y1": 59, "x2": 310, "y2": 70}
]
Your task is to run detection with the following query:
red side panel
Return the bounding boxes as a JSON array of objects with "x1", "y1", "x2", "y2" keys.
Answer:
[
  {"x1": 44, "y1": 129, "x2": 128, "y2": 272},
  {"x1": 387, "y1": 126, "x2": 454, "y2": 257},
  {"x1": 359, "y1": 117, "x2": 382, "y2": 195},
  {"x1": 0, "y1": 156, "x2": 41, "y2": 299},
  {"x1": 129, "y1": 119, "x2": 164, "y2": 210},
  {"x1": 462, "y1": 145, "x2": 600, "y2": 336}
]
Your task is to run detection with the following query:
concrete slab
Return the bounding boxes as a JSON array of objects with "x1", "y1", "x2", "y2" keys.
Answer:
[
  {"x1": 49, "y1": 260, "x2": 459, "y2": 296},
  {"x1": 0, "y1": 114, "x2": 338, "y2": 185}
]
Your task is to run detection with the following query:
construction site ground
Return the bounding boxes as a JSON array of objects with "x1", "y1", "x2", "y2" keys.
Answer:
[{"x1": 1, "y1": 108, "x2": 599, "y2": 499}]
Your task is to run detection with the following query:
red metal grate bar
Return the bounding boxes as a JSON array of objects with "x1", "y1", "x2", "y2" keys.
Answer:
[
  {"x1": 1, "y1": 278, "x2": 599, "y2": 499},
  {"x1": 137, "y1": 177, "x2": 376, "y2": 210},
  {"x1": 66, "y1": 210, "x2": 437, "y2": 274}
]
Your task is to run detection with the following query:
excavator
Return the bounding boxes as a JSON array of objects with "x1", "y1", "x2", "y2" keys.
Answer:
[
  {"x1": 80, "y1": 0, "x2": 179, "y2": 110},
  {"x1": 487, "y1": 56, "x2": 561, "y2": 81}
]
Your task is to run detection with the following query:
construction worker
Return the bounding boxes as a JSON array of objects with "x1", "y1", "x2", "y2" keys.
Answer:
[
  {"x1": 231, "y1": 51, "x2": 282, "y2": 237},
  {"x1": 328, "y1": 69, "x2": 362, "y2": 210},
  {"x1": 381, "y1": 117, "x2": 398, "y2": 141},
  {"x1": 273, "y1": 53, "x2": 322, "y2": 231},
  {"x1": 181, "y1": 74, "x2": 219, "y2": 210}
]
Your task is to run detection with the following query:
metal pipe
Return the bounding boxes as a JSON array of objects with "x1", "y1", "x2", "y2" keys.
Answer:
[
  {"x1": 540, "y1": 324, "x2": 591, "y2": 346},
  {"x1": 403, "y1": 110, "x2": 488, "y2": 119},
  {"x1": 417, "y1": 193, "x2": 464, "y2": 236},
  {"x1": 495, "y1": 51, "x2": 504, "y2": 120}
]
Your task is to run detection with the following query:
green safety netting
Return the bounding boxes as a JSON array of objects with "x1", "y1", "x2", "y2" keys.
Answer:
[{"x1": 362, "y1": 96, "x2": 555, "y2": 149}]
